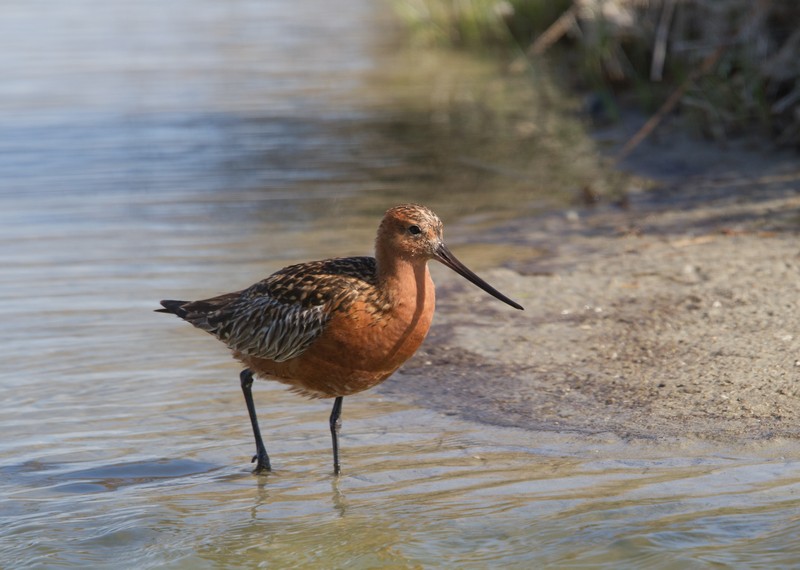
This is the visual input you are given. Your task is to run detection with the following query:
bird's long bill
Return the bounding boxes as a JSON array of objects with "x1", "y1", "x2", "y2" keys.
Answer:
[{"x1": 434, "y1": 243, "x2": 524, "y2": 310}]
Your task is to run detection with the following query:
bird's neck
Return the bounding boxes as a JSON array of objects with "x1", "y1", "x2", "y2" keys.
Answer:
[{"x1": 375, "y1": 251, "x2": 431, "y2": 306}]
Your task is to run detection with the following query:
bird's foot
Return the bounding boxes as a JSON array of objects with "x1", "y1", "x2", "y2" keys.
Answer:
[{"x1": 251, "y1": 452, "x2": 271, "y2": 473}]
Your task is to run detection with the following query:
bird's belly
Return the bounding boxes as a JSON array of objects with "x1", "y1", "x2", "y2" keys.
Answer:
[{"x1": 241, "y1": 297, "x2": 435, "y2": 398}]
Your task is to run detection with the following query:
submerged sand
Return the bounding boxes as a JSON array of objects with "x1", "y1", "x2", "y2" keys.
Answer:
[{"x1": 384, "y1": 132, "x2": 800, "y2": 442}]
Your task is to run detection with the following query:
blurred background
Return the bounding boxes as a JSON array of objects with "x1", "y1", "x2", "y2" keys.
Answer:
[
  {"x1": 2, "y1": 1, "x2": 799, "y2": 567},
  {"x1": 398, "y1": 0, "x2": 800, "y2": 145}
]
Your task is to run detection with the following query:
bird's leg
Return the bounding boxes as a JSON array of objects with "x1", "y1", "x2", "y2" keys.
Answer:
[
  {"x1": 329, "y1": 396, "x2": 344, "y2": 475},
  {"x1": 239, "y1": 369, "x2": 271, "y2": 473}
]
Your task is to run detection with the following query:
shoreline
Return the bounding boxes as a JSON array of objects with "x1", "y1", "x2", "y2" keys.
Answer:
[{"x1": 384, "y1": 122, "x2": 800, "y2": 443}]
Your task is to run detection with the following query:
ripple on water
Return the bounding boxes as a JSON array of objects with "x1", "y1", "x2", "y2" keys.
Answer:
[{"x1": 2, "y1": 1, "x2": 800, "y2": 568}]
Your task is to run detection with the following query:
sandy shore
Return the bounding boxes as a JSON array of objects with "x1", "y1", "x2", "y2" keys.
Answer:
[{"x1": 385, "y1": 129, "x2": 800, "y2": 442}]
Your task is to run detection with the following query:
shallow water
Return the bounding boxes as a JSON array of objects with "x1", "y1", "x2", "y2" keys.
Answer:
[{"x1": 2, "y1": 1, "x2": 800, "y2": 568}]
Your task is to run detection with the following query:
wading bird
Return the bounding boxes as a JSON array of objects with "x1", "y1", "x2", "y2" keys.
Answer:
[{"x1": 157, "y1": 204, "x2": 523, "y2": 474}]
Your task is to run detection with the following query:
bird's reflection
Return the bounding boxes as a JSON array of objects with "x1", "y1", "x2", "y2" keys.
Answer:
[{"x1": 331, "y1": 476, "x2": 347, "y2": 517}]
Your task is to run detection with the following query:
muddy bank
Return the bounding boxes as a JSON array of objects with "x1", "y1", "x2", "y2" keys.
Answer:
[{"x1": 383, "y1": 133, "x2": 800, "y2": 442}]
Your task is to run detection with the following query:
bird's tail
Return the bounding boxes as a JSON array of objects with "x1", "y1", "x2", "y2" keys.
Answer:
[{"x1": 156, "y1": 300, "x2": 189, "y2": 317}]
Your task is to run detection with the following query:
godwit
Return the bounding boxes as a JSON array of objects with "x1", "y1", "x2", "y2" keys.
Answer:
[{"x1": 158, "y1": 204, "x2": 523, "y2": 474}]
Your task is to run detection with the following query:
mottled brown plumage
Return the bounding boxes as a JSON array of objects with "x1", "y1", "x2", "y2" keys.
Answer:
[
  {"x1": 158, "y1": 204, "x2": 522, "y2": 474},
  {"x1": 163, "y1": 257, "x2": 386, "y2": 373}
]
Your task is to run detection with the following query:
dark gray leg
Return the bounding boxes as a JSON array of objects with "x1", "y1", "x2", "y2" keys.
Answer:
[
  {"x1": 329, "y1": 397, "x2": 344, "y2": 475},
  {"x1": 239, "y1": 369, "x2": 271, "y2": 473}
]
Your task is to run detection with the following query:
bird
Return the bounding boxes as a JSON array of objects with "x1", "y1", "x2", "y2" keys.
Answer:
[{"x1": 157, "y1": 204, "x2": 523, "y2": 474}]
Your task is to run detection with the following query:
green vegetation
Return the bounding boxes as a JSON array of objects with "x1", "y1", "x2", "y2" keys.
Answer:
[
  {"x1": 392, "y1": 0, "x2": 572, "y2": 49},
  {"x1": 393, "y1": 0, "x2": 800, "y2": 147}
]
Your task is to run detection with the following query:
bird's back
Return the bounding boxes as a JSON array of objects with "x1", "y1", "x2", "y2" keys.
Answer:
[{"x1": 158, "y1": 256, "x2": 385, "y2": 363}]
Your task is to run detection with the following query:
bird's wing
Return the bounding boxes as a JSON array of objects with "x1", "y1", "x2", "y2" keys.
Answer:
[
  {"x1": 206, "y1": 293, "x2": 330, "y2": 362},
  {"x1": 168, "y1": 283, "x2": 330, "y2": 363},
  {"x1": 170, "y1": 257, "x2": 376, "y2": 362}
]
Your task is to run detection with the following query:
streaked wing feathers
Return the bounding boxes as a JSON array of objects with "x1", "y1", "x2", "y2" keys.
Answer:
[
  {"x1": 173, "y1": 257, "x2": 378, "y2": 363},
  {"x1": 209, "y1": 295, "x2": 329, "y2": 362}
]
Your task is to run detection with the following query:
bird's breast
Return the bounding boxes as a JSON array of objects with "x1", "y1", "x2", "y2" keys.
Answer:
[
  {"x1": 313, "y1": 267, "x2": 435, "y2": 376},
  {"x1": 247, "y1": 266, "x2": 436, "y2": 397}
]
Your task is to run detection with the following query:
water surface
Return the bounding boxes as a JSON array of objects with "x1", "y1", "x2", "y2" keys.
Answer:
[{"x1": 2, "y1": 1, "x2": 800, "y2": 568}]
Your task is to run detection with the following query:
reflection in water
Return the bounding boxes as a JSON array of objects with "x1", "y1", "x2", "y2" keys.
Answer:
[
  {"x1": 330, "y1": 478, "x2": 348, "y2": 518},
  {"x1": 7, "y1": 414, "x2": 799, "y2": 567},
  {"x1": 1, "y1": 0, "x2": 800, "y2": 568}
]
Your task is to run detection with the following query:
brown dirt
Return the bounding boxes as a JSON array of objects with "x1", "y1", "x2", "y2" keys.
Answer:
[{"x1": 381, "y1": 134, "x2": 800, "y2": 443}]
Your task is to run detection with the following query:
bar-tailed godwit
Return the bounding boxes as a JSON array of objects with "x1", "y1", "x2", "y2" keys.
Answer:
[{"x1": 158, "y1": 204, "x2": 523, "y2": 474}]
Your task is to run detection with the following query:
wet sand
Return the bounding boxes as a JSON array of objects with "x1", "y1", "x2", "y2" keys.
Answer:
[{"x1": 385, "y1": 127, "x2": 800, "y2": 442}]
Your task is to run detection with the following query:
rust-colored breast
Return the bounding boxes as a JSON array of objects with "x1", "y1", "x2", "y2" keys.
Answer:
[{"x1": 240, "y1": 264, "x2": 436, "y2": 398}]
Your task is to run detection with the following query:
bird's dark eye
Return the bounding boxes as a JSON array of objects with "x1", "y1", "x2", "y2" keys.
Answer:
[{"x1": 408, "y1": 225, "x2": 422, "y2": 235}]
